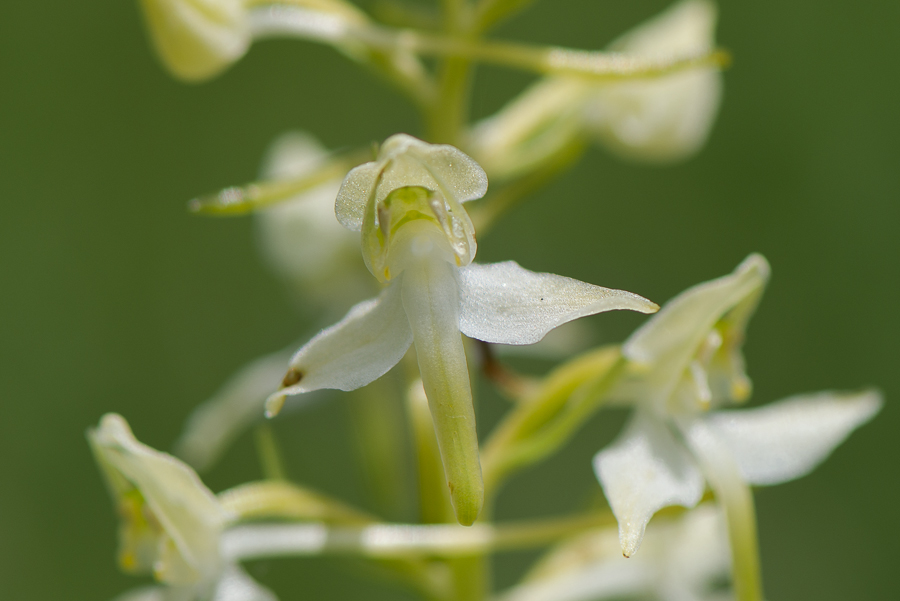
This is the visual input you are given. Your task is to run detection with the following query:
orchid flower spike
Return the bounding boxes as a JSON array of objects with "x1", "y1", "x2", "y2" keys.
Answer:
[
  {"x1": 267, "y1": 133, "x2": 658, "y2": 525},
  {"x1": 592, "y1": 255, "x2": 881, "y2": 600},
  {"x1": 470, "y1": 0, "x2": 722, "y2": 180},
  {"x1": 89, "y1": 414, "x2": 277, "y2": 601}
]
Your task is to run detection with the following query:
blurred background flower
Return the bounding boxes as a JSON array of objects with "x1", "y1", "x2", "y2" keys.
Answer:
[{"x1": 0, "y1": 0, "x2": 897, "y2": 599}]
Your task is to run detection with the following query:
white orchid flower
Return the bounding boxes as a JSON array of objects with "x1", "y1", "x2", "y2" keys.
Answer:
[
  {"x1": 591, "y1": 255, "x2": 881, "y2": 600},
  {"x1": 496, "y1": 503, "x2": 730, "y2": 601},
  {"x1": 471, "y1": 0, "x2": 722, "y2": 179},
  {"x1": 137, "y1": 0, "x2": 370, "y2": 82},
  {"x1": 267, "y1": 133, "x2": 658, "y2": 525},
  {"x1": 89, "y1": 414, "x2": 276, "y2": 601}
]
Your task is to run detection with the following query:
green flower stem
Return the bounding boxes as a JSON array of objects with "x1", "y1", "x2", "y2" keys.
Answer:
[
  {"x1": 481, "y1": 347, "x2": 623, "y2": 496},
  {"x1": 387, "y1": 33, "x2": 730, "y2": 80},
  {"x1": 221, "y1": 509, "x2": 617, "y2": 558},
  {"x1": 253, "y1": 423, "x2": 288, "y2": 481},
  {"x1": 427, "y1": 0, "x2": 476, "y2": 145},
  {"x1": 188, "y1": 148, "x2": 370, "y2": 216},
  {"x1": 219, "y1": 480, "x2": 373, "y2": 524},
  {"x1": 249, "y1": 10, "x2": 730, "y2": 83},
  {"x1": 220, "y1": 480, "x2": 444, "y2": 598},
  {"x1": 347, "y1": 380, "x2": 415, "y2": 521},
  {"x1": 473, "y1": 0, "x2": 537, "y2": 33},
  {"x1": 681, "y1": 420, "x2": 764, "y2": 601}
]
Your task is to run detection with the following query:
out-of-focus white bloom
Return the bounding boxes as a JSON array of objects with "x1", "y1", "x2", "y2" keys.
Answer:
[
  {"x1": 496, "y1": 504, "x2": 730, "y2": 601},
  {"x1": 89, "y1": 414, "x2": 276, "y2": 601},
  {"x1": 268, "y1": 134, "x2": 658, "y2": 525},
  {"x1": 137, "y1": 0, "x2": 370, "y2": 82},
  {"x1": 255, "y1": 131, "x2": 371, "y2": 309},
  {"x1": 138, "y1": 0, "x2": 250, "y2": 81},
  {"x1": 592, "y1": 255, "x2": 882, "y2": 559},
  {"x1": 471, "y1": 0, "x2": 722, "y2": 179},
  {"x1": 585, "y1": 0, "x2": 722, "y2": 162}
]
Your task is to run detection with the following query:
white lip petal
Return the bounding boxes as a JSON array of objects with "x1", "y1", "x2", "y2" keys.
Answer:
[
  {"x1": 706, "y1": 390, "x2": 883, "y2": 485},
  {"x1": 457, "y1": 261, "x2": 658, "y2": 345},
  {"x1": 593, "y1": 411, "x2": 705, "y2": 557},
  {"x1": 274, "y1": 280, "x2": 413, "y2": 402}
]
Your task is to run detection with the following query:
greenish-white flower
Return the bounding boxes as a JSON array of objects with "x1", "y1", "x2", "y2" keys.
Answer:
[
  {"x1": 471, "y1": 0, "x2": 722, "y2": 179},
  {"x1": 89, "y1": 414, "x2": 276, "y2": 601},
  {"x1": 592, "y1": 255, "x2": 882, "y2": 559},
  {"x1": 137, "y1": 0, "x2": 369, "y2": 81},
  {"x1": 138, "y1": 0, "x2": 250, "y2": 81},
  {"x1": 268, "y1": 133, "x2": 658, "y2": 525}
]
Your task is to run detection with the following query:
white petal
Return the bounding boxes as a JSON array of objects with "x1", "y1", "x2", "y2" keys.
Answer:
[
  {"x1": 271, "y1": 281, "x2": 412, "y2": 411},
  {"x1": 593, "y1": 412, "x2": 705, "y2": 557},
  {"x1": 175, "y1": 347, "x2": 296, "y2": 472},
  {"x1": 335, "y1": 133, "x2": 487, "y2": 232},
  {"x1": 213, "y1": 565, "x2": 279, "y2": 601},
  {"x1": 707, "y1": 390, "x2": 882, "y2": 485},
  {"x1": 586, "y1": 0, "x2": 721, "y2": 162},
  {"x1": 139, "y1": 0, "x2": 249, "y2": 82},
  {"x1": 89, "y1": 414, "x2": 228, "y2": 585},
  {"x1": 458, "y1": 261, "x2": 658, "y2": 345}
]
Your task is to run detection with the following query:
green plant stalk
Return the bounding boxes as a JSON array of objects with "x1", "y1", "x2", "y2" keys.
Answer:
[
  {"x1": 188, "y1": 148, "x2": 370, "y2": 216},
  {"x1": 253, "y1": 423, "x2": 288, "y2": 481},
  {"x1": 682, "y1": 421, "x2": 764, "y2": 601},
  {"x1": 347, "y1": 379, "x2": 415, "y2": 521},
  {"x1": 481, "y1": 348, "x2": 624, "y2": 496},
  {"x1": 222, "y1": 509, "x2": 617, "y2": 557},
  {"x1": 219, "y1": 480, "x2": 444, "y2": 598}
]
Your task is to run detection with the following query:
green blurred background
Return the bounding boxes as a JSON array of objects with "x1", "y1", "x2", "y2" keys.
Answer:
[{"x1": 1, "y1": 0, "x2": 897, "y2": 599}]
